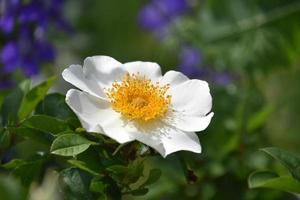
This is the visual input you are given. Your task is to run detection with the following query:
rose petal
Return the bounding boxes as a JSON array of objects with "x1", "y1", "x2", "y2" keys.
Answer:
[
  {"x1": 129, "y1": 121, "x2": 201, "y2": 157},
  {"x1": 83, "y1": 56, "x2": 125, "y2": 87},
  {"x1": 62, "y1": 65, "x2": 106, "y2": 99},
  {"x1": 168, "y1": 79, "x2": 212, "y2": 116},
  {"x1": 65, "y1": 89, "x2": 134, "y2": 143},
  {"x1": 164, "y1": 112, "x2": 214, "y2": 132},
  {"x1": 160, "y1": 70, "x2": 189, "y2": 88},
  {"x1": 161, "y1": 128, "x2": 201, "y2": 157},
  {"x1": 123, "y1": 61, "x2": 162, "y2": 82}
]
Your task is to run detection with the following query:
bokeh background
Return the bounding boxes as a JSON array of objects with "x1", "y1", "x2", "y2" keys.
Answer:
[{"x1": 1, "y1": 0, "x2": 300, "y2": 199}]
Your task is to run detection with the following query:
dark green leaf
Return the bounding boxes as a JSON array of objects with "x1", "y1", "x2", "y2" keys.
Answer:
[
  {"x1": 50, "y1": 134, "x2": 96, "y2": 156},
  {"x1": 22, "y1": 115, "x2": 70, "y2": 135},
  {"x1": 0, "y1": 90, "x2": 9, "y2": 109},
  {"x1": 68, "y1": 148, "x2": 104, "y2": 176},
  {"x1": 18, "y1": 76, "x2": 56, "y2": 120},
  {"x1": 261, "y1": 147, "x2": 300, "y2": 181},
  {"x1": 9, "y1": 127, "x2": 53, "y2": 146},
  {"x1": 67, "y1": 118, "x2": 81, "y2": 130},
  {"x1": 248, "y1": 171, "x2": 300, "y2": 194},
  {"x1": 1, "y1": 87, "x2": 23, "y2": 125},
  {"x1": 0, "y1": 129, "x2": 11, "y2": 149},
  {"x1": 68, "y1": 160, "x2": 99, "y2": 176},
  {"x1": 90, "y1": 176, "x2": 121, "y2": 200},
  {"x1": 125, "y1": 160, "x2": 144, "y2": 185},
  {"x1": 60, "y1": 168, "x2": 94, "y2": 200},
  {"x1": 36, "y1": 93, "x2": 76, "y2": 120},
  {"x1": 12, "y1": 159, "x2": 44, "y2": 186},
  {"x1": 107, "y1": 161, "x2": 144, "y2": 185},
  {"x1": 140, "y1": 169, "x2": 162, "y2": 187}
]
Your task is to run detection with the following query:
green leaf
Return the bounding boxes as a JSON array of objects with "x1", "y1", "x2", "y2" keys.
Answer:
[
  {"x1": 248, "y1": 171, "x2": 300, "y2": 194},
  {"x1": 18, "y1": 76, "x2": 56, "y2": 120},
  {"x1": 0, "y1": 175, "x2": 26, "y2": 200},
  {"x1": 140, "y1": 169, "x2": 162, "y2": 187},
  {"x1": 9, "y1": 127, "x2": 53, "y2": 146},
  {"x1": 107, "y1": 160, "x2": 144, "y2": 185},
  {"x1": 68, "y1": 160, "x2": 99, "y2": 176},
  {"x1": 89, "y1": 177, "x2": 121, "y2": 200},
  {"x1": 67, "y1": 149, "x2": 104, "y2": 181},
  {"x1": 1, "y1": 159, "x2": 25, "y2": 170},
  {"x1": 107, "y1": 165, "x2": 131, "y2": 185},
  {"x1": 1, "y1": 87, "x2": 23, "y2": 125},
  {"x1": 0, "y1": 129, "x2": 11, "y2": 149},
  {"x1": 261, "y1": 147, "x2": 300, "y2": 181},
  {"x1": 89, "y1": 178, "x2": 107, "y2": 193},
  {"x1": 19, "y1": 79, "x2": 31, "y2": 94},
  {"x1": 126, "y1": 160, "x2": 144, "y2": 184},
  {"x1": 36, "y1": 93, "x2": 76, "y2": 120},
  {"x1": 22, "y1": 115, "x2": 70, "y2": 135},
  {"x1": 247, "y1": 105, "x2": 274, "y2": 133},
  {"x1": 60, "y1": 168, "x2": 94, "y2": 200},
  {"x1": 50, "y1": 134, "x2": 96, "y2": 156},
  {"x1": 0, "y1": 90, "x2": 9, "y2": 109}
]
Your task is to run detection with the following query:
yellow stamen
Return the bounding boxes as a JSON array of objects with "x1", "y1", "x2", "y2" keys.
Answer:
[{"x1": 106, "y1": 73, "x2": 171, "y2": 122}]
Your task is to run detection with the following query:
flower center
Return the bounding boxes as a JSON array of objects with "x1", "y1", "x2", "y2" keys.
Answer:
[{"x1": 106, "y1": 73, "x2": 171, "y2": 122}]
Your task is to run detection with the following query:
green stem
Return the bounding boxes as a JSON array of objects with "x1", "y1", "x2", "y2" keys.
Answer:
[{"x1": 112, "y1": 142, "x2": 129, "y2": 156}]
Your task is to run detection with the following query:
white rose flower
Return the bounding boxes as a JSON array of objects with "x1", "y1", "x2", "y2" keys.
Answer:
[{"x1": 62, "y1": 56, "x2": 213, "y2": 157}]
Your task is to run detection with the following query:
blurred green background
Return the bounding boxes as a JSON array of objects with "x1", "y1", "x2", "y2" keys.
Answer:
[{"x1": 58, "y1": 1, "x2": 300, "y2": 199}]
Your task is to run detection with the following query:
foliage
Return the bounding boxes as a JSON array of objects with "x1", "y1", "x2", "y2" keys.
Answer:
[
  {"x1": 0, "y1": 77, "x2": 162, "y2": 199},
  {"x1": 249, "y1": 147, "x2": 300, "y2": 194}
]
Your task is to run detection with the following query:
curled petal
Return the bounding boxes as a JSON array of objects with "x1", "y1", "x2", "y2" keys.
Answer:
[
  {"x1": 129, "y1": 121, "x2": 201, "y2": 157},
  {"x1": 62, "y1": 65, "x2": 106, "y2": 99}
]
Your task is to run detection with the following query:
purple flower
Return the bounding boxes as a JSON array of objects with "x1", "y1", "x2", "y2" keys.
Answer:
[
  {"x1": 0, "y1": 0, "x2": 70, "y2": 84},
  {"x1": 0, "y1": 0, "x2": 20, "y2": 33},
  {"x1": 18, "y1": 0, "x2": 69, "y2": 31},
  {"x1": 138, "y1": 1, "x2": 234, "y2": 87},
  {"x1": 138, "y1": 0, "x2": 189, "y2": 33},
  {"x1": 138, "y1": 4, "x2": 169, "y2": 31},
  {"x1": 1, "y1": 32, "x2": 56, "y2": 76},
  {"x1": 180, "y1": 46, "x2": 201, "y2": 68},
  {"x1": 179, "y1": 46, "x2": 208, "y2": 78},
  {"x1": 0, "y1": 15, "x2": 15, "y2": 33},
  {"x1": 154, "y1": 0, "x2": 188, "y2": 18},
  {"x1": 22, "y1": 59, "x2": 39, "y2": 76},
  {"x1": 178, "y1": 46, "x2": 234, "y2": 85},
  {"x1": 213, "y1": 72, "x2": 233, "y2": 86}
]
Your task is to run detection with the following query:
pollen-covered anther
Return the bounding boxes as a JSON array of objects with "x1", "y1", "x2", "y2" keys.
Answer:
[{"x1": 106, "y1": 73, "x2": 171, "y2": 121}]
